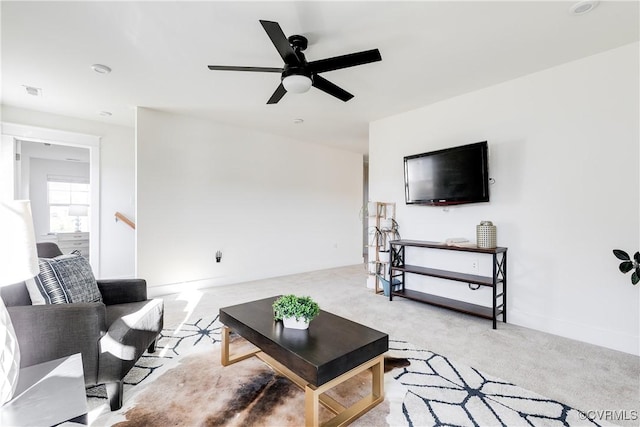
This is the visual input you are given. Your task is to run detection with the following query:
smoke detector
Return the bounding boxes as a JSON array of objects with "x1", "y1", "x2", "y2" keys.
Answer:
[
  {"x1": 569, "y1": 1, "x2": 599, "y2": 15},
  {"x1": 91, "y1": 64, "x2": 112, "y2": 74}
]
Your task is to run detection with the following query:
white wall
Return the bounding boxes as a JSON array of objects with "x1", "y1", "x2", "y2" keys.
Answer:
[
  {"x1": 136, "y1": 108, "x2": 363, "y2": 292},
  {"x1": 0, "y1": 106, "x2": 136, "y2": 279},
  {"x1": 369, "y1": 43, "x2": 639, "y2": 355}
]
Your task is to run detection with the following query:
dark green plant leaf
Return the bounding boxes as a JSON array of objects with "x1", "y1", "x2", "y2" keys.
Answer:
[
  {"x1": 272, "y1": 294, "x2": 319, "y2": 322},
  {"x1": 619, "y1": 261, "x2": 633, "y2": 273},
  {"x1": 632, "y1": 271, "x2": 639, "y2": 285},
  {"x1": 634, "y1": 252, "x2": 640, "y2": 263},
  {"x1": 613, "y1": 249, "x2": 630, "y2": 260}
]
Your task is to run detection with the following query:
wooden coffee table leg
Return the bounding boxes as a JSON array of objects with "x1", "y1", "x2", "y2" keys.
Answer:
[
  {"x1": 305, "y1": 385, "x2": 321, "y2": 427},
  {"x1": 220, "y1": 326, "x2": 260, "y2": 366},
  {"x1": 372, "y1": 354, "x2": 384, "y2": 398},
  {"x1": 222, "y1": 328, "x2": 385, "y2": 427},
  {"x1": 302, "y1": 354, "x2": 385, "y2": 427}
]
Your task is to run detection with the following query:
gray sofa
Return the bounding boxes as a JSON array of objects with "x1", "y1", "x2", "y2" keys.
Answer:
[{"x1": 0, "y1": 243, "x2": 164, "y2": 410}]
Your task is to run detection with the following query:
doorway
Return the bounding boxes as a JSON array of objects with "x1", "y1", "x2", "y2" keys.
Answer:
[
  {"x1": 1, "y1": 123, "x2": 101, "y2": 274},
  {"x1": 16, "y1": 140, "x2": 90, "y2": 235}
]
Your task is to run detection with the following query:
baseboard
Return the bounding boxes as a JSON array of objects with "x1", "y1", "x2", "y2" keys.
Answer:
[
  {"x1": 147, "y1": 276, "x2": 229, "y2": 298},
  {"x1": 509, "y1": 309, "x2": 639, "y2": 356},
  {"x1": 146, "y1": 263, "x2": 364, "y2": 299}
]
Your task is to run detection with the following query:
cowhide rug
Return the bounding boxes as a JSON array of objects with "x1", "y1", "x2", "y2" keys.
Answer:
[{"x1": 102, "y1": 346, "x2": 408, "y2": 427}]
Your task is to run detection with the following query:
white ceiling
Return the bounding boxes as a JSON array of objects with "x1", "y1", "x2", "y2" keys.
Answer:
[
  {"x1": 20, "y1": 140, "x2": 90, "y2": 163},
  {"x1": 2, "y1": 1, "x2": 638, "y2": 154}
]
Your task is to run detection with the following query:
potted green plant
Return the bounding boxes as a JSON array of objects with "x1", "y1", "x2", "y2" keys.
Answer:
[{"x1": 273, "y1": 294, "x2": 320, "y2": 330}]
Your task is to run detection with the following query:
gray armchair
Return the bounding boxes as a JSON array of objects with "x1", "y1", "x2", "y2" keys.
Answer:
[{"x1": 0, "y1": 243, "x2": 164, "y2": 410}]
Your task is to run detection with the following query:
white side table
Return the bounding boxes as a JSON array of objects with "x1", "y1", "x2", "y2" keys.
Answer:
[
  {"x1": 56, "y1": 232, "x2": 90, "y2": 258},
  {"x1": 0, "y1": 353, "x2": 87, "y2": 426}
]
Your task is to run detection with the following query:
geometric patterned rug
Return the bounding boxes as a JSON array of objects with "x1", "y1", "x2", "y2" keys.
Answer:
[
  {"x1": 89, "y1": 315, "x2": 603, "y2": 426},
  {"x1": 390, "y1": 343, "x2": 603, "y2": 426}
]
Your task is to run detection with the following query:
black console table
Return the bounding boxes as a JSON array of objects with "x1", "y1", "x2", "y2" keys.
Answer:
[{"x1": 389, "y1": 239, "x2": 508, "y2": 329}]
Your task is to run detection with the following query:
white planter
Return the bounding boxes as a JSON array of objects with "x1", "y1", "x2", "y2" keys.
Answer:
[{"x1": 283, "y1": 316, "x2": 309, "y2": 330}]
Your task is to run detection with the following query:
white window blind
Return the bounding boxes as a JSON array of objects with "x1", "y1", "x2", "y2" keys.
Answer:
[{"x1": 47, "y1": 175, "x2": 90, "y2": 233}]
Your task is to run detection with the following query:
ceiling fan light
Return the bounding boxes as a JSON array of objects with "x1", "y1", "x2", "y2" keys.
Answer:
[{"x1": 282, "y1": 75, "x2": 312, "y2": 93}]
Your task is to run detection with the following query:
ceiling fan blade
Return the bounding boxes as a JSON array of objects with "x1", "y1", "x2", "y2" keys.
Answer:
[
  {"x1": 312, "y1": 75, "x2": 353, "y2": 102},
  {"x1": 208, "y1": 65, "x2": 283, "y2": 73},
  {"x1": 259, "y1": 20, "x2": 300, "y2": 66},
  {"x1": 308, "y1": 49, "x2": 381, "y2": 74},
  {"x1": 267, "y1": 83, "x2": 287, "y2": 104}
]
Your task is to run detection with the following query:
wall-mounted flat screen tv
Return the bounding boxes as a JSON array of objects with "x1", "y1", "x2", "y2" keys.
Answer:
[{"x1": 404, "y1": 141, "x2": 489, "y2": 206}]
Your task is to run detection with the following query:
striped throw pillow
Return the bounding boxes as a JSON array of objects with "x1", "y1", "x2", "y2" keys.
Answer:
[{"x1": 26, "y1": 254, "x2": 102, "y2": 305}]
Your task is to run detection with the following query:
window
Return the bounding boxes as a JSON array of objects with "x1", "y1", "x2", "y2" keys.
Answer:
[{"x1": 47, "y1": 177, "x2": 90, "y2": 233}]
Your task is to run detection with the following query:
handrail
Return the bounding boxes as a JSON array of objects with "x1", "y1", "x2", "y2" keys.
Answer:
[{"x1": 114, "y1": 212, "x2": 135, "y2": 230}]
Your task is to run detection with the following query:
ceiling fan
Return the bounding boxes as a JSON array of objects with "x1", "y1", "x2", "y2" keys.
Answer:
[{"x1": 207, "y1": 20, "x2": 382, "y2": 104}]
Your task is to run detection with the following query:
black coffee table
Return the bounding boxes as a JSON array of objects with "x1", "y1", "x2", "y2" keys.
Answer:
[{"x1": 219, "y1": 296, "x2": 389, "y2": 427}]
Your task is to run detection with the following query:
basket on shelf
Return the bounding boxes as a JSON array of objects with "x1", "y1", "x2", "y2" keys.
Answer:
[{"x1": 376, "y1": 274, "x2": 402, "y2": 297}]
